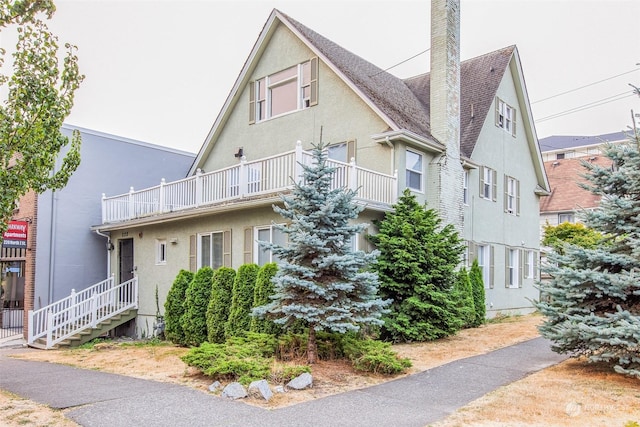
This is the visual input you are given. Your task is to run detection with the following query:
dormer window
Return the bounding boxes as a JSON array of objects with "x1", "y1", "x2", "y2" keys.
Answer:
[
  {"x1": 495, "y1": 97, "x2": 516, "y2": 137},
  {"x1": 249, "y1": 58, "x2": 318, "y2": 123}
]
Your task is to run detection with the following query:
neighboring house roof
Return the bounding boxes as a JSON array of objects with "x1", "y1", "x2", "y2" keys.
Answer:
[
  {"x1": 540, "y1": 156, "x2": 612, "y2": 213},
  {"x1": 189, "y1": 8, "x2": 548, "y2": 194},
  {"x1": 539, "y1": 131, "x2": 627, "y2": 153}
]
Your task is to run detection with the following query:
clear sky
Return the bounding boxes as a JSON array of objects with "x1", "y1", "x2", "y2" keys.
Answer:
[{"x1": 13, "y1": 0, "x2": 640, "y2": 153}]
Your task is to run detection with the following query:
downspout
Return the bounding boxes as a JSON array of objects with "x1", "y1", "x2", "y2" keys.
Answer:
[
  {"x1": 47, "y1": 190, "x2": 58, "y2": 306},
  {"x1": 94, "y1": 229, "x2": 112, "y2": 278}
]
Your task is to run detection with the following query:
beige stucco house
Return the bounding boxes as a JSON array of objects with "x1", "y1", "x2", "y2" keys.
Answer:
[{"x1": 92, "y1": 5, "x2": 549, "y2": 335}]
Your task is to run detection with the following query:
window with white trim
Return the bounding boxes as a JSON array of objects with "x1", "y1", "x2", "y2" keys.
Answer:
[
  {"x1": 477, "y1": 244, "x2": 492, "y2": 289},
  {"x1": 406, "y1": 150, "x2": 423, "y2": 191},
  {"x1": 156, "y1": 239, "x2": 167, "y2": 265},
  {"x1": 250, "y1": 58, "x2": 318, "y2": 123},
  {"x1": 463, "y1": 170, "x2": 469, "y2": 205},
  {"x1": 198, "y1": 232, "x2": 224, "y2": 270},
  {"x1": 480, "y1": 166, "x2": 497, "y2": 201},
  {"x1": 558, "y1": 213, "x2": 575, "y2": 224},
  {"x1": 496, "y1": 97, "x2": 516, "y2": 136},
  {"x1": 327, "y1": 140, "x2": 355, "y2": 163},
  {"x1": 507, "y1": 248, "x2": 520, "y2": 288},
  {"x1": 525, "y1": 250, "x2": 536, "y2": 279},
  {"x1": 505, "y1": 176, "x2": 520, "y2": 215},
  {"x1": 256, "y1": 225, "x2": 287, "y2": 266}
]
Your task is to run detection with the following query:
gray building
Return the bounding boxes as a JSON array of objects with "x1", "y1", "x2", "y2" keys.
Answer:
[{"x1": 33, "y1": 125, "x2": 195, "y2": 309}]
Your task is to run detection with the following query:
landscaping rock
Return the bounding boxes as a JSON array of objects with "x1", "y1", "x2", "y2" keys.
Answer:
[
  {"x1": 248, "y1": 379, "x2": 273, "y2": 401},
  {"x1": 274, "y1": 385, "x2": 286, "y2": 393},
  {"x1": 221, "y1": 382, "x2": 247, "y2": 399},
  {"x1": 208, "y1": 381, "x2": 221, "y2": 392},
  {"x1": 287, "y1": 372, "x2": 313, "y2": 390}
]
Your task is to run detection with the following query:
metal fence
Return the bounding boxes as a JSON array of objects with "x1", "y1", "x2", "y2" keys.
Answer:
[{"x1": 0, "y1": 308, "x2": 23, "y2": 339}]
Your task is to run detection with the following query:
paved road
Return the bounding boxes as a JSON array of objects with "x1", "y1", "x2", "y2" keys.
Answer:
[{"x1": 0, "y1": 337, "x2": 566, "y2": 426}]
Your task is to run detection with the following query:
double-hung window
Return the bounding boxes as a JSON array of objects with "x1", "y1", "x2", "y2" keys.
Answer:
[
  {"x1": 476, "y1": 244, "x2": 493, "y2": 289},
  {"x1": 250, "y1": 58, "x2": 318, "y2": 123},
  {"x1": 506, "y1": 248, "x2": 522, "y2": 288},
  {"x1": 504, "y1": 176, "x2": 520, "y2": 215},
  {"x1": 480, "y1": 166, "x2": 497, "y2": 201},
  {"x1": 496, "y1": 97, "x2": 517, "y2": 136},
  {"x1": 524, "y1": 250, "x2": 536, "y2": 279},
  {"x1": 198, "y1": 231, "x2": 224, "y2": 270},
  {"x1": 406, "y1": 150, "x2": 423, "y2": 191},
  {"x1": 463, "y1": 170, "x2": 469, "y2": 205},
  {"x1": 256, "y1": 225, "x2": 287, "y2": 266}
]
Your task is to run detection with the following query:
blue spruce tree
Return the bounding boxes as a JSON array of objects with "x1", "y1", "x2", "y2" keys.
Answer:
[
  {"x1": 537, "y1": 128, "x2": 640, "y2": 378},
  {"x1": 253, "y1": 142, "x2": 389, "y2": 364}
]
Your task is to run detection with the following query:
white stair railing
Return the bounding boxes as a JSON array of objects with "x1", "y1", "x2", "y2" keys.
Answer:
[{"x1": 28, "y1": 275, "x2": 139, "y2": 349}]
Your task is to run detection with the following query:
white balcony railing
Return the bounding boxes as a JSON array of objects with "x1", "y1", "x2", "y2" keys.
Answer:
[{"x1": 101, "y1": 141, "x2": 397, "y2": 224}]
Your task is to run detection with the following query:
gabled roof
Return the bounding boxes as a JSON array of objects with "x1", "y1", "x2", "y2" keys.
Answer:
[
  {"x1": 189, "y1": 7, "x2": 547, "y2": 193},
  {"x1": 540, "y1": 156, "x2": 612, "y2": 213},
  {"x1": 405, "y1": 46, "x2": 515, "y2": 158}
]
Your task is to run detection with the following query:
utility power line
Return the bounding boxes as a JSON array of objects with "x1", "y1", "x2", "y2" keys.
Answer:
[{"x1": 537, "y1": 91, "x2": 635, "y2": 123}]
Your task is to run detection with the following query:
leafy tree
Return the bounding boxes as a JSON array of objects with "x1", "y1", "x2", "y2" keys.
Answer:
[
  {"x1": 0, "y1": 0, "x2": 84, "y2": 239},
  {"x1": 163, "y1": 269, "x2": 194, "y2": 345},
  {"x1": 181, "y1": 267, "x2": 214, "y2": 347},
  {"x1": 206, "y1": 267, "x2": 236, "y2": 343},
  {"x1": 453, "y1": 267, "x2": 475, "y2": 328},
  {"x1": 225, "y1": 263, "x2": 259, "y2": 338},
  {"x1": 253, "y1": 142, "x2": 389, "y2": 364},
  {"x1": 469, "y1": 259, "x2": 486, "y2": 326},
  {"x1": 542, "y1": 221, "x2": 604, "y2": 255},
  {"x1": 369, "y1": 189, "x2": 465, "y2": 342},
  {"x1": 249, "y1": 262, "x2": 281, "y2": 335},
  {"x1": 537, "y1": 130, "x2": 640, "y2": 378}
]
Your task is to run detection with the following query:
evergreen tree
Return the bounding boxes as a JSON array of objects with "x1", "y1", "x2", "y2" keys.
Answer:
[
  {"x1": 537, "y1": 130, "x2": 640, "y2": 378},
  {"x1": 225, "y1": 263, "x2": 260, "y2": 338},
  {"x1": 469, "y1": 259, "x2": 486, "y2": 326},
  {"x1": 206, "y1": 267, "x2": 236, "y2": 343},
  {"x1": 369, "y1": 189, "x2": 464, "y2": 342},
  {"x1": 249, "y1": 263, "x2": 281, "y2": 335},
  {"x1": 181, "y1": 267, "x2": 214, "y2": 347},
  {"x1": 253, "y1": 142, "x2": 389, "y2": 364},
  {"x1": 164, "y1": 270, "x2": 193, "y2": 345},
  {"x1": 453, "y1": 267, "x2": 475, "y2": 328}
]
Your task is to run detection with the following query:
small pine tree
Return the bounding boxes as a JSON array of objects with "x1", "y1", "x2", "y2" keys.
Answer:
[
  {"x1": 253, "y1": 142, "x2": 389, "y2": 364},
  {"x1": 469, "y1": 259, "x2": 486, "y2": 326},
  {"x1": 537, "y1": 130, "x2": 640, "y2": 378},
  {"x1": 453, "y1": 268, "x2": 475, "y2": 328},
  {"x1": 181, "y1": 267, "x2": 214, "y2": 347},
  {"x1": 369, "y1": 189, "x2": 465, "y2": 342},
  {"x1": 164, "y1": 270, "x2": 194, "y2": 345},
  {"x1": 249, "y1": 263, "x2": 281, "y2": 335},
  {"x1": 225, "y1": 263, "x2": 260, "y2": 338},
  {"x1": 206, "y1": 267, "x2": 236, "y2": 343}
]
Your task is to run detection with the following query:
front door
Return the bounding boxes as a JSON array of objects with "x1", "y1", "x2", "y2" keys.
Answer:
[{"x1": 119, "y1": 239, "x2": 134, "y2": 284}]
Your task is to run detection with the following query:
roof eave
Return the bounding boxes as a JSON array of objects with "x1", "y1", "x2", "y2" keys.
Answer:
[{"x1": 371, "y1": 129, "x2": 445, "y2": 154}]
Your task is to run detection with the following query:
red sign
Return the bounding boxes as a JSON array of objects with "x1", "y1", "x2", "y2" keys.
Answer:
[{"x1": 2, "y1": 220, "x2": 28, "y2": 249}]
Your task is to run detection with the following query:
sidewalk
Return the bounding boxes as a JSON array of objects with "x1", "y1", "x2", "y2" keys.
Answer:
[{"x1": 0, "y1": 337, "x2": 566, "y2": 427}]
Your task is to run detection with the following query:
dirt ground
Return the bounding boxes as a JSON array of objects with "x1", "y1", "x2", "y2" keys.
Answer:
[{"x1": 3, "y1": 314, "x2": 640, "y2": 426}]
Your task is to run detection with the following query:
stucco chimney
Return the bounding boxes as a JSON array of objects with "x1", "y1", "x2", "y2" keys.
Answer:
[{"x1": 429, "y1": 0, "x2": 463, "y2": 231}]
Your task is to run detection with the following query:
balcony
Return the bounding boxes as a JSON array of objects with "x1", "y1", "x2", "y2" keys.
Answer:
[{"x1": 101, "y1": 142, "x2": 397, "y2": 225}]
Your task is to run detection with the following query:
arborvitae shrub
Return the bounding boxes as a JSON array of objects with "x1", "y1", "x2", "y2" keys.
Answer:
[
  {"x1": 469, "y1": 260, "x2": 486, "y2": 326},
  {"x1": 206, "y1": 267, "x2": 236, "y2": 343},
  {"x1": 163, "y1": 270, "x2": 194, "y2": 346},
  {"x1": 249, "y1": 262, "x2": 281, "y2": 335},
  {"x1": 454, "y1": 268, "x2": 476, "y2": 328},
  {"x1": 225, "y1": 263, "x2": 260, "y2": 338},
  {"x1": 181, "y1": 267, "x2": 214, "y2": 347}
]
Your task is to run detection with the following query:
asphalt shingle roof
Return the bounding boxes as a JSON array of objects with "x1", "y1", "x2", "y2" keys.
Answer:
[
  {"x1": 281, "y1": 11, "x2": 515, "y2": 158},
  {"x1": 539, "y1": 132, "x2": 628, "y2": 153}
]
